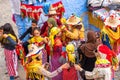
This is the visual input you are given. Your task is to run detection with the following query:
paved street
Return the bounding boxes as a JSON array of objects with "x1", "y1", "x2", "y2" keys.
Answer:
[{"x1": 0, "y1": 0, "x2": 120, "y2": 80}]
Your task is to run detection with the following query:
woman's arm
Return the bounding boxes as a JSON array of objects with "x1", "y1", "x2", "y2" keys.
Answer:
[
  {"x1": 38, "y1": 67, "x2": 62, "y2": 78},
  {"x1": 37, "y1": 63, "x2": 69, "y2": 78}
]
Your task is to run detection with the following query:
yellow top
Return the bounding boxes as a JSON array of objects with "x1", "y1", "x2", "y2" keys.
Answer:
[
  {"x1": 65, "y1": 25, "x2": 85, "y2": 40},
  {"x1": 101, "y1": 26, "x2": 120, "y2": 44},
  {"x1": 28, "y1": 36, "x2": 44, "y2": 44}
]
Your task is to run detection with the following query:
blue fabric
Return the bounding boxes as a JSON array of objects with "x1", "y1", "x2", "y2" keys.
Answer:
[
  {"x1": 102, "y1": 33, "x2": 112, "y2": 50},
  {"x1": 42, "y1": 2, "x2": 50, "y2": 14},
  {"x1": 62, "y1": 46, "x2": 66, "y2": 52},
  {"x1": 10, "y1": 76, "x2": 14, "y2": 80},
  {"x1": 14, "y1": 14, "x2": 31, "y2": 42},
  {"x1": 89, "y1": 24, "x2": 100, "y2": 32}
]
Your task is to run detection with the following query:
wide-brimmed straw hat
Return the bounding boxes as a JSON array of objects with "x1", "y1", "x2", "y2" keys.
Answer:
[
  {"x1": 104, "y1": 14, "x2": 120, "y2": 28},
  {"x1": 66, "y1": 15, "x2": 82, "y2": 25},
  {"x1": 26, "y1": 44, "x2": 44, "y2": 57},
  {"x1": 45, "y1": 6, "x2": 59, "y2": 16}
]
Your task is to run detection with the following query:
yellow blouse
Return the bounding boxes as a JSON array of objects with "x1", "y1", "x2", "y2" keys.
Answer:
[
  {"x1": 28, "y1": 36, "x2": 44, "y2": 44},
  {"x1": 102, "y1": 26, "x2": 120, "y2": 44}
]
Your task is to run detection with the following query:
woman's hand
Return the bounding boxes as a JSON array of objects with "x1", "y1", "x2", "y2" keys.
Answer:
[
  {"x1": 0, "y1": 31, "x2": 3, "y2": 36},
  {"x1": 3, "y1": 34, "x2": 8, "y2": 38},
  {"x1": 74, "y1": 64, "x2": 83, "y2": 71},
  {"x1": 43, "y1": 37, "x2": 49, "y2": 43},
  {"x1": 18, "y1": 39, "x2": 22, "y2": 44},
  {"x1": 61, "y1": 63, "x2": 70, "y2": 69}
]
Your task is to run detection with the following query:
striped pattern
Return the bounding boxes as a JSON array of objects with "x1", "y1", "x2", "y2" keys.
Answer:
[
  {"x1": 4, "y1": 49, "x2": 18, "y2": 76},
  {"x1": 42, "y1": 49, "x2": 47, "y2": 64}
]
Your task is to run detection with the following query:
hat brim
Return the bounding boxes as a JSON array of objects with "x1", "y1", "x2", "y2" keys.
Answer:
[
  {"x1": 104, "y1": 17, "x2": 120, "y2": 28},
  {"x1": 66, "y1": 16, "x2": 81, "y2": 25},
  {"x1": 26, "y1": 45, "x2": 44, "y2": 57},
  {"x1": 45, "y1": 13, "x2": 58, "y2": 16}
]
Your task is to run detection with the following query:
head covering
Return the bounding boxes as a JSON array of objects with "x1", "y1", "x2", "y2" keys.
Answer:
[
  {"x1": 97, "y1": 44, "x2": 118, "y2": 65},
  {"x1": 47, "y1": 18, "x2": 58, "y2": 27},
  {"x1": 104, "y1": 12, "x2": 120, "y2": 28},
  {"x1": 26, "y1": 44, "x2": 43, "y2": 57},
  {"x1": 66, "y1": 44, "x2": 75, "y2": 63},
  {"x1": 49, "y1": 27, "x2": 60, "y2": 47},
  {"x1": 66, "y1": 15, "x2": 82, "y2": 25},
  {"x1": 80, "y1": 30, "x2": 99, "y2": 57}
]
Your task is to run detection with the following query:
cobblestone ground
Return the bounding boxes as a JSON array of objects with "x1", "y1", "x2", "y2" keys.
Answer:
[{"x1": 0, "y1": 0, "x2": 120, "y2": 80}]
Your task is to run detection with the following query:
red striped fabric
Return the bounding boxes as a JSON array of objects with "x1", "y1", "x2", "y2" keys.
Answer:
[{"x1": 4, "y1": 49, "x2": 17, "y2": 76}]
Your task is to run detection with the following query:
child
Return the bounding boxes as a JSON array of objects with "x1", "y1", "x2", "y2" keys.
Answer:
[
  {"x1": 28, "y1": 27, "x2": 48, "y2": 64},
  {"x1": 0, "y1": 23, "x2": 18, "y2": 80},
  {"x1": 19, "y1": 19, "x2": 38, "y2": 55}
]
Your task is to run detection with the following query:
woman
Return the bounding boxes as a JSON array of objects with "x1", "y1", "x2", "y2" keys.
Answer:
[
  {"x1": 43, "y1": 18, "x2": 58, "y2": 62},
  {"x1": 75, "y1": 45, "x2": 112, "y2": 80},
  {"x1": 41, "y1": 17, "x2": 58, "y2": 37},
  {"x1": 25, "y1": 44, "x2": 69, "y2": 80},
  {"x1": 77, "y1": 30, "x2": 100, "y2": 80},
  {"x1": 0, "y1": 23, "x2": 18, "y2": 80},
  {"x1": 49, "y1": 27, "x2": 63, "y2": 80},
  {"x1": 101, "y1": 13, "x2": 120, "y2": 54}
]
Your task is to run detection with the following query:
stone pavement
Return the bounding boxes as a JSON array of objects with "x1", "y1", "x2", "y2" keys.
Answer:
[{"x1": 0, "y1": 0, "x2": 120, "y2": 80}]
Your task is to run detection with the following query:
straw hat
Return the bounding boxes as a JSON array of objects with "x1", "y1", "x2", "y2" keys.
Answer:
[
  {"x1": 45, "y1": 7, "x2": 59, "y2": 16},
  {"x1": 26, "y1": 44, "x2": 44, "y2": 57},
  {"x1": 66, "y1": 15, "x2": 82, "y2": 25},
  {"x1": 104, "y1": 14, "x2": 120, "y2": 28}
]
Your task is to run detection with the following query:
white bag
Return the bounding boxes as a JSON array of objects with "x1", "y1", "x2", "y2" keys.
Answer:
[
  {"x1": 88, "y1": 0, "x2": 111, "y2": 7},
  {"x1": 111, "y1": 0, "x2": 120, "y2": 4}
]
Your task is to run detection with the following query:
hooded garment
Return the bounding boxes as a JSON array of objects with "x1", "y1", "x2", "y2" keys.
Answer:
[
  {"x1": 77, "y1": 30, "x2": 100, "y2": 74},
  {"x1": 80, "y1": 30, "x2": 99, "y2": 58}
]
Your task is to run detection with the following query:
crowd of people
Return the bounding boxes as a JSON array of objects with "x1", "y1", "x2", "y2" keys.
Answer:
[{"x1": 0, "y1": 7, "x2": 120, "y2": 80}]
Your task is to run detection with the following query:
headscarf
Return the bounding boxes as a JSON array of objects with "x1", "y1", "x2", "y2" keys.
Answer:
[
  {"x1": 80, "y1": 30, "x2": 99, "y2": 58},
  {"x1": 66, "y1": 44, "x2": 75, "y2": 63},
  {"x1": 47, "y1": 18, "x2": 58, "y2": 27},
  {"x1": 49, "y1": 27, "x2": 60, "y2": 47}
]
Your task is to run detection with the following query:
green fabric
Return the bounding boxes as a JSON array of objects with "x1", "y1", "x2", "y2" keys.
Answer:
[{"x1": 47, "y1": 18, "x2": 58, "y2": 27}]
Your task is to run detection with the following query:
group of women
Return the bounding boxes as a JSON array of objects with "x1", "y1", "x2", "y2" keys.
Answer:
[{"x1": 0, "y1": 8, "x2": 120, "y2": 80}]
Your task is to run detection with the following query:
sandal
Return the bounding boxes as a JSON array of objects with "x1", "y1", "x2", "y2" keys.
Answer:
[{"x1": 14, "y1": 76, "x2": 20, "y2": 79}]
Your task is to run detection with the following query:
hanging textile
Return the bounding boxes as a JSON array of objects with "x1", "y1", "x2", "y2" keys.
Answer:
[
  {"x1": 21, "y1": 4, "x2": 43, "y2": 20},
  {"x1": 51, "y1": 1, "x2": 65, "y2": 18}
]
